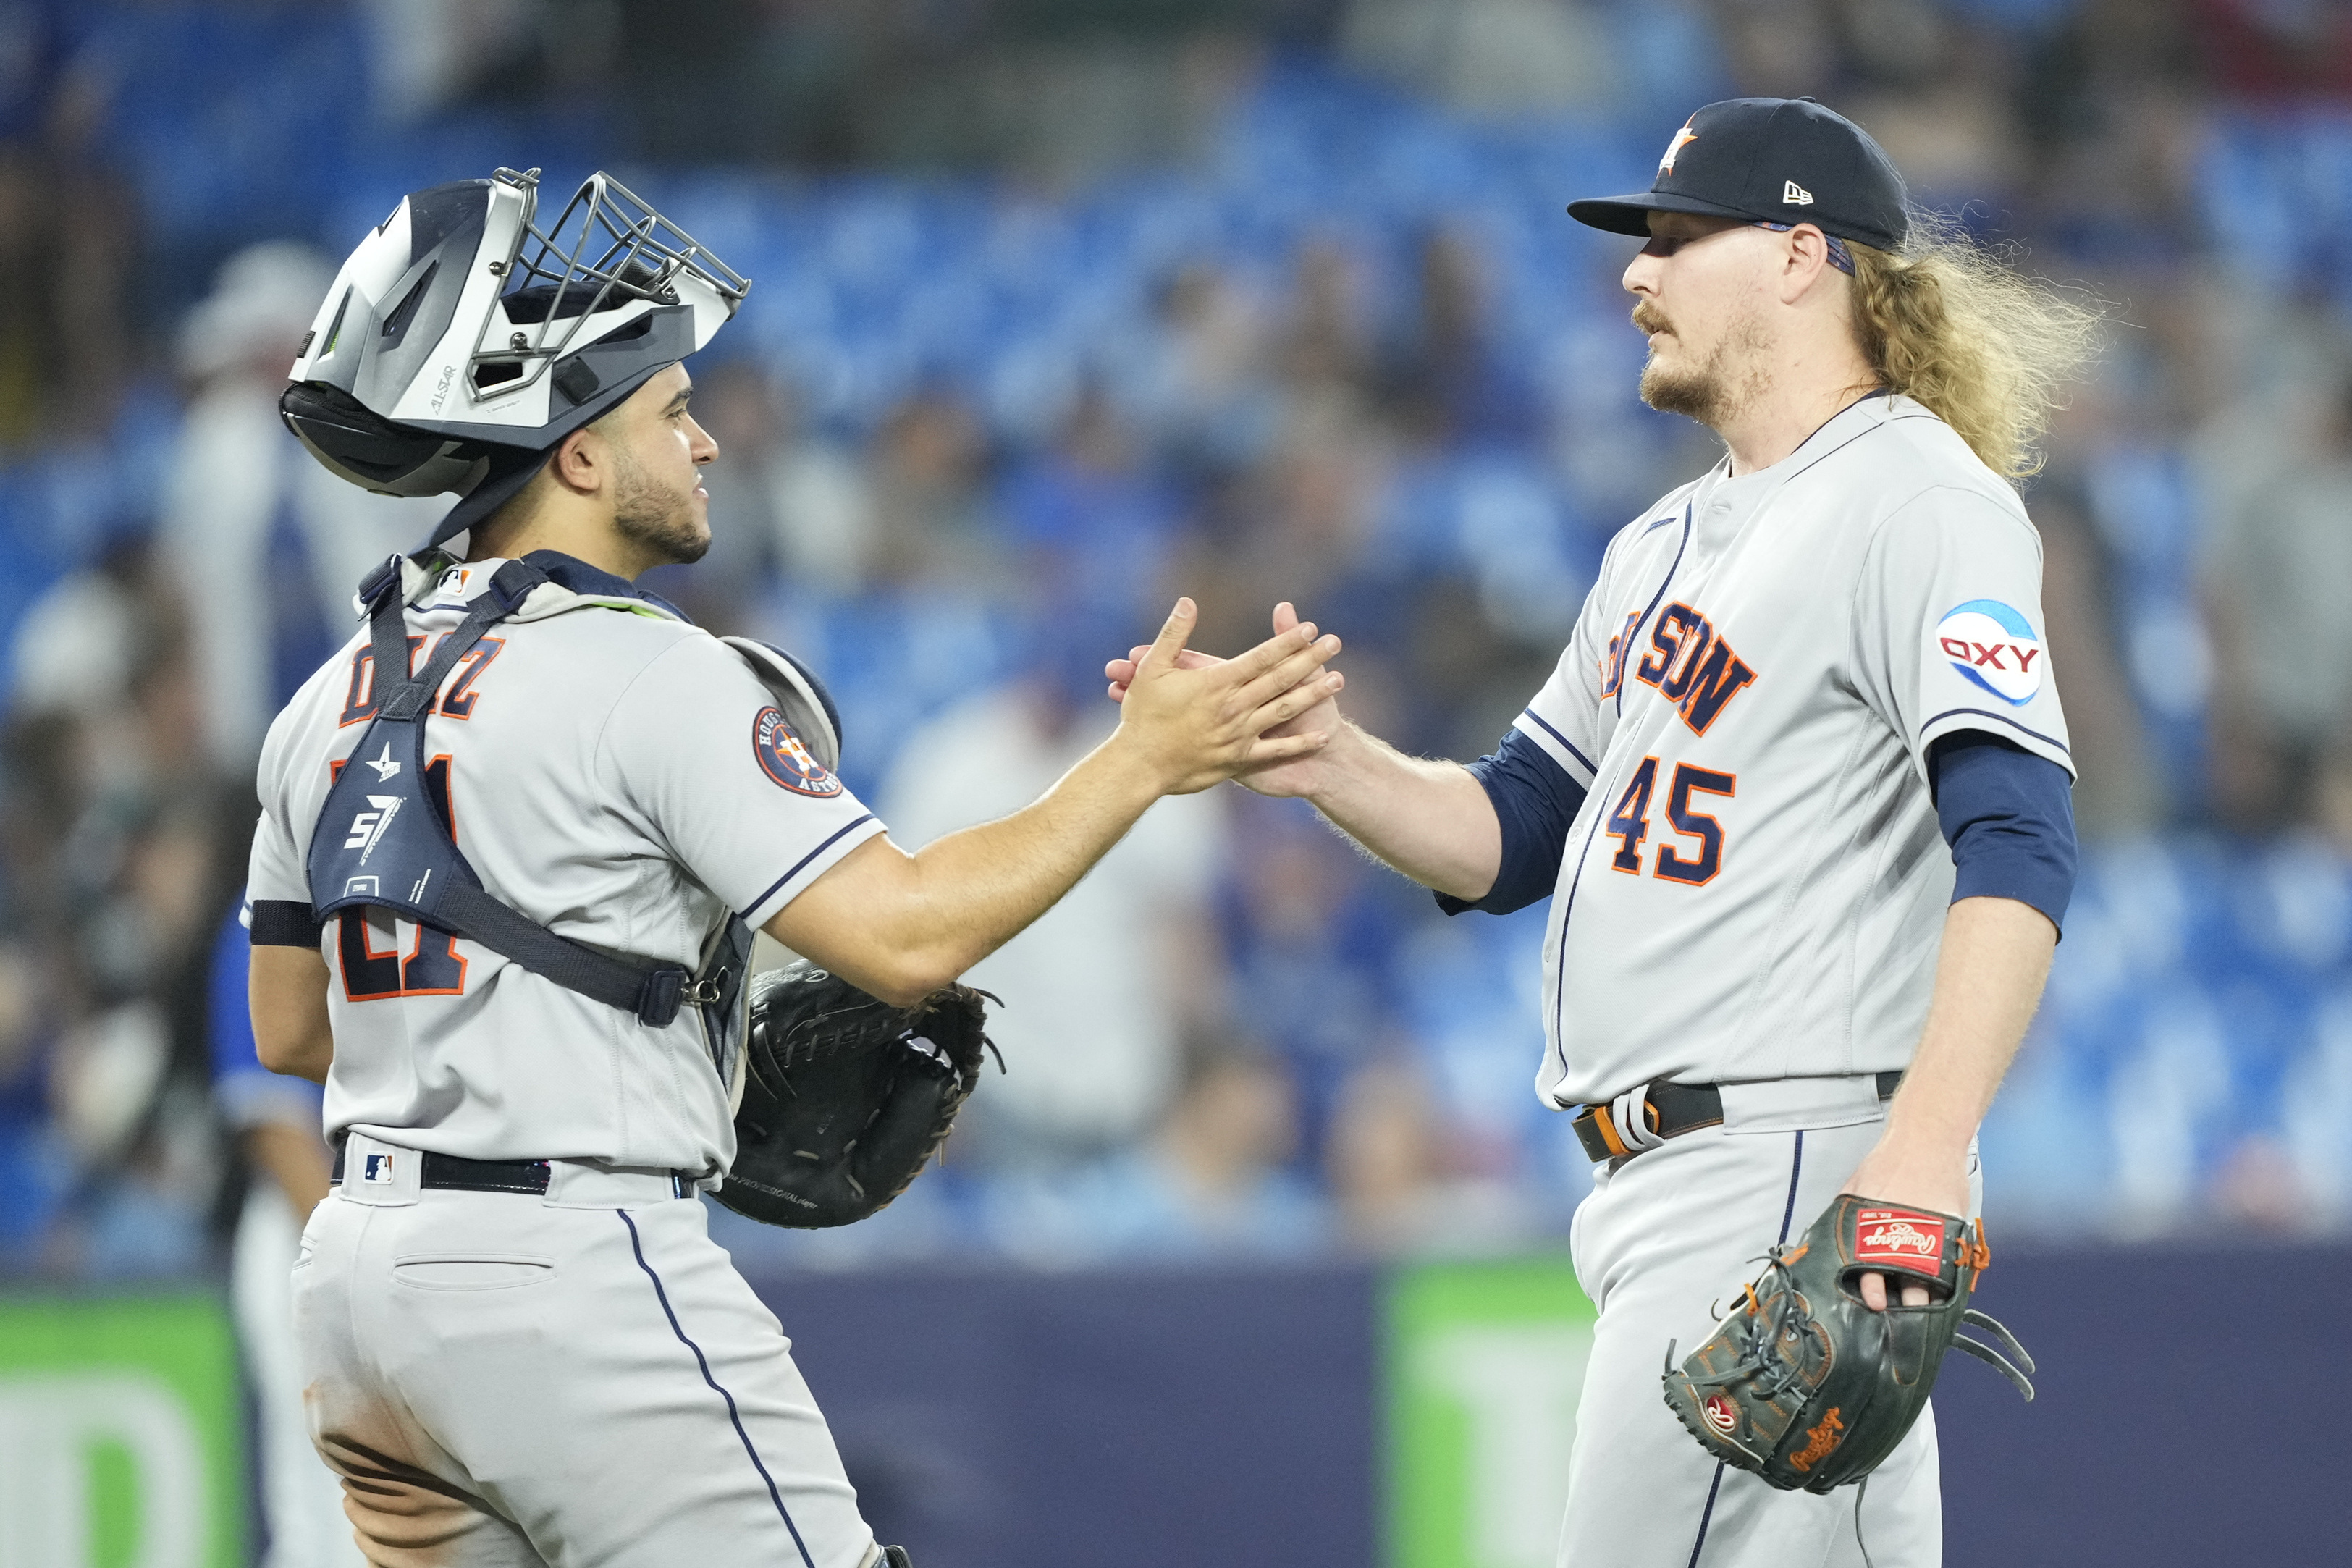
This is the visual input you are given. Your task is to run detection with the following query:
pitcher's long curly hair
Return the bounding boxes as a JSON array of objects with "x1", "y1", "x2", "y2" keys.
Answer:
[{"x1": 1845, "y1": 211, "x2": 2104, "y2": 482}]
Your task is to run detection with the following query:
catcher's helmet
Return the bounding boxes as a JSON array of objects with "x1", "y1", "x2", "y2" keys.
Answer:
[{"x1": 280, "y1": 167, "x2": 749, "y2": 547}]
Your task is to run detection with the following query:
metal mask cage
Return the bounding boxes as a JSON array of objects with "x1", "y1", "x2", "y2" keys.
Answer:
[{"x1": 468, "y1": 167, "x2": 751, "y2": 401}]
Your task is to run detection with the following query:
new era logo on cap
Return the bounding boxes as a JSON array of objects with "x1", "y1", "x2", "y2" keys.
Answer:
[{"x1": 1784, "y1": 180, "x2": 1814, "y2": 205}]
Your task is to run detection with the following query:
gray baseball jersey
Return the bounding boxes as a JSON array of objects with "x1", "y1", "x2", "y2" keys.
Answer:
[
  {"x1": 1514, "y1": 393, "x2": 2072, "y2": 1108},
  {"x1": 245, "y1": 558, "x2": 885, "y2": 1177}
]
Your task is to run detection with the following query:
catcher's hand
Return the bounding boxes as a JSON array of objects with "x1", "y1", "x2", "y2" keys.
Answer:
[
  {"x1": 713, "y1": 961, "x2": 996, "y2": 1229},
  {"x1": 1661, "y1": 1194, "x2": 2035, "y2": 1492}
]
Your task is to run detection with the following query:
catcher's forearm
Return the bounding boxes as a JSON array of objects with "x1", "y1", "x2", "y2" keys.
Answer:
[
  {"x1": 1862, "y1": 896, "x2": 2054, "y2": 1190},
  {"x1": 766, "y1": 733, "x2": 1165, "y2": 1005},
  {"x1": 1304, "y1": 722, "x2": 1503, "y2": 900}
]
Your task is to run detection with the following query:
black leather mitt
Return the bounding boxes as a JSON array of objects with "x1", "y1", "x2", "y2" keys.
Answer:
[
  {"x1": 713, "y1": 961, "x2": 995, "y2": 1228},
  {"x1": 1662, "y1": 1194, "x2": 2035, "y2": 1492}
]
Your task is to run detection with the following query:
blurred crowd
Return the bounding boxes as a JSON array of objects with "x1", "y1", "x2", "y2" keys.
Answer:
[{"x1": 7, "y1": 0, "x2": 2352, "y2": 1284}]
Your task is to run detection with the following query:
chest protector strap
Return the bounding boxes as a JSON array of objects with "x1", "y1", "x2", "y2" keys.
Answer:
[{"x1": 306, "y1": 557, "x2": 715, "y2": 1029}]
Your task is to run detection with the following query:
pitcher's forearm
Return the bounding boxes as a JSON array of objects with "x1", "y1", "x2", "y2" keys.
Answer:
[
  {"x1": 1881, "y1": 895, "x2": 2056, "y2": 1160},
  {"x1": 1307, "y1": 723, "x2": 1504, "y2": 899}
]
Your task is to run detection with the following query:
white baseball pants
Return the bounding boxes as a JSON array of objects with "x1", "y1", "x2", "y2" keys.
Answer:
[
  {"x1": 1557, "y1": 1076, "x2": 1983, "y2": 1568},
  {"x1": 294, "y1": 1132, "x2": 881, "y2": 1568}
]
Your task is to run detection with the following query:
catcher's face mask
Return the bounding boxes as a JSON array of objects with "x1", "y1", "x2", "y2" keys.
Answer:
[{"x1": 280, "y1": 167, "x2": 750, "y2": 547}]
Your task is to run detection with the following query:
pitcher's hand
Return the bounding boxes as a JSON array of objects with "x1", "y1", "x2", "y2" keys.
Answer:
[
  {"x1": 1108, "y1": 602, "x2": 1346, "y2": 798},
  {"x1": 1840, "y1": 1138, "x2": 1970, "y2": 1312},
  {"x1": 1108, "y1": 598, "x2": 1343, "y2": 795}
]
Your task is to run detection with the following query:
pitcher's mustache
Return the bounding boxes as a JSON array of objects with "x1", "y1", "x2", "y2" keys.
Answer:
[{"x1": 1632, "y1": 303, "x2": 1672, "y2": 336}]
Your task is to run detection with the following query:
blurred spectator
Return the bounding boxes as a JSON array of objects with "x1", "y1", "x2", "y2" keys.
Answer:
[
  {"x1": 7, "y1": 539, "x2": 217, "y2": 1009},
  {"x1": 2201, "y1": 371, "x2": 2352, "y2": 833},
  {"x1": 865, "y1": 387, "x2": 1002, "y2": 590},
  {"x1": 1378, "y1": 225, "x2": 1540, "y2": 451},
  {"x1": 2029, "y1": 482, "x2": 2160, "y2": 833},
  {"x1": 207, "y1": 902, "x2": 357, "y2": 1568},
  {"x1": 1839, "y1": 11, "x2": 2023, "y2": 203},
  {"x1": 11, "y1": 539, "x2": 234, "y2": 1277},
  {"x1": 2213, "y1": 1132, "x2": 2309, "y2": 1234},
  {"x1": 159, "y1": 243, "x2": 439, "y2": 769},
  {"x1": 878, "y1": 617, "x2": 1228, "y2": 1164},
  {"x1": 1339, "y1": 0, "x2": 1622, "y2": 117},
  {"x1": 364, "y1": 0, "x2": 601, "y2": 122},
  {"x1": 1134, "y1": 261, "x2": 1280, "y2": 481},
  {"x1": 1325, "y1": 1055, "x2": 1531, "y2": 1254},
  {"x1": 662, "y1": 359, "x2": 875, "y2": 625},
  {"x1": 1325, "y1": 1057, "x2": 1443, "y2": 1249},
  {"x1": 2196, "y1": 0, "x2": 2352, "y2": 101},
  {"x1": 980, "y1": 1040, "x2": 1328, "y2": 1263},
  {"x1": 995, "y1": 382, "x2": 1179, "y2": 622},
  {"x1": 1184, "y1": 400, "x2": 1398, "y2": 662},
  {"x1": 1217, "y1": 795, "x2": 1412, "y2": 1147},
  {"x1": 0, "y1": 49, "x2": 140, "y2": 452},
  {"x1": 1711, "y1": 0, "x2": 1838, "y2": 98},
  {"x1": 0, "y1": 941, "x2": 60, "y2": 1268},
  {"x1": 2012, "y1": 0, "x2": 2201, "y2": 253},
  {"x1": 1276, "y1": 238, "x2": 1378, "y2": 428}
]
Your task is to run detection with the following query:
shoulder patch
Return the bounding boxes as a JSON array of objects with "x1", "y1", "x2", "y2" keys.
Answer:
[
  {"x1": 1935, "y1": 599, "x2": 2044, "y2": 706},
  {"x1": 753, "y1": 707, "x2": 843, "y2": 797}
]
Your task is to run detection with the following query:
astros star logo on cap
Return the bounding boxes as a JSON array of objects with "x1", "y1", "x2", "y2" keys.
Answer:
[{"x1": 1660, "y1": 119, "x2": 1698, "y2": 175}]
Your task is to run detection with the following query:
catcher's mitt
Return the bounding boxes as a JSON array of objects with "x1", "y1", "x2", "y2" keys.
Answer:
[
  {"x1": 712, "y1": 961, "x2": 995, "y2": 1228},
  {"x1": 1662, "y1": 1194, "x2": 2035, "y2": 1492}
]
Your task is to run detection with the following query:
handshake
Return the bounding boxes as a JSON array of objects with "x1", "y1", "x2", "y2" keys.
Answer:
[{"x1": 1095, "y1": 598, "x2": 1346, "y2": 798}]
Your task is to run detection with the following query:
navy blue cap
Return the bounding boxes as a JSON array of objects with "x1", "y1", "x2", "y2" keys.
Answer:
[{"x1": 1569, "y1": 98, "x2": 1909, "y2": 254}]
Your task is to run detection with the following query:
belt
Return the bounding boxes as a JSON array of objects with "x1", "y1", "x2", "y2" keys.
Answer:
[
  {"x1": 329, "y1": 1145, "x2": 694, "y2": 1198},
  {"x1": 1572, "y1": 1071, "x2": 1905, "y2": 1164}
]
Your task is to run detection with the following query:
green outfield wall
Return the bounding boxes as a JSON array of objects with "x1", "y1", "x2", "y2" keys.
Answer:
[
  {"x1": 0, "y1": 1292, "x2": 246, "y2": 1568},
  {"x1": 1384, "y1": 1255, "x2": 1596, "y2": 1568}
]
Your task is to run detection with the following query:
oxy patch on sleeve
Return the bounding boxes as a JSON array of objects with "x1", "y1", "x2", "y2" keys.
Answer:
[
  {"x1": 1933, "y1": 599, "x2": 2045, "y2": 706},
  {"x1": 752, "y1": 707, "x2": 843, "y2": 797}
]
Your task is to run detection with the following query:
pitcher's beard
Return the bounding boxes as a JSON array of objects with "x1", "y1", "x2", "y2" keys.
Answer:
[
  {"x1": 1637, "y1": 311, "x2": 1770, "y2": 431},
  {"x1": 612, "y1": 450, "x2": 711, "y2": 565}
]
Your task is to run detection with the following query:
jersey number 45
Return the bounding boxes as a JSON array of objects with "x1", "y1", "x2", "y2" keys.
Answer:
[{"x1": 1606, "y1": 756, "x2": 1736, "y2": 886}]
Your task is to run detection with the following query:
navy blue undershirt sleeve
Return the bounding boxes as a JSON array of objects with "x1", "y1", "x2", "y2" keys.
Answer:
[
  {"x1": 1435, "y1": 728, "x2": 1588, "y2": 916},
  {"x1": 1927, "y1": 732, "x2": 2078, "y2": 935}
]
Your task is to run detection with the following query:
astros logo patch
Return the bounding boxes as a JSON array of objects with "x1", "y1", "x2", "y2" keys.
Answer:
[
  {"x1": 753, "y1": 707, "x2": 842, "y2": 797},
  {"x1": 1934, "y1": 599, "x2": 2044, "y2": 707}
]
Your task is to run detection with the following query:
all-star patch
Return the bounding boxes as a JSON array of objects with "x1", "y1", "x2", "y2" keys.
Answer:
[{"x1": 753, "y1": 707, "x2": 843, "y2": 798}]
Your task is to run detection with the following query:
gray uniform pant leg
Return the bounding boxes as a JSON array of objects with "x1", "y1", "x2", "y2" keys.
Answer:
[
  {"x1": 295, "y1": 1169, "x2": 877, "y2": 1568},
  {"x1": 1556, "y1": 1111, "x2": 1969, "y2": 1568},
  {"x1": 234, "y1": 1182, "x2": 368, "y2": 1568}
]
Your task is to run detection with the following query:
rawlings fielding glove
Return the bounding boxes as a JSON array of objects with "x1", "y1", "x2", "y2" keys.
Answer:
[
  {"x1": 714, "y1": 960, "x2": 996, "y2": 1228},
  {"x1": 1661, "y1": 1194, "x2": 2036, "y2": 1492}
]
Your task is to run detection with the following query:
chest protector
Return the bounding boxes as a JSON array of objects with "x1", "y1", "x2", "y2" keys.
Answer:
[{"x1": 305, "y1": 556, "x2": 842, "y2": 1112}]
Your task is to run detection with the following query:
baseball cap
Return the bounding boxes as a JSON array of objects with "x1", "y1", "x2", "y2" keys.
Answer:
[{"x1": 1568, "y1": 98, "x2": 1909, "y2": 255}]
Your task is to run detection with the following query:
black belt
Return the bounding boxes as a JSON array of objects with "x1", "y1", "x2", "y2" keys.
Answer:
[
  {"x1": 1572, "y1": 1071, "x2": 1904, "y2": 1163},
  {"x1": 329, "y1": 1145, "x2": 694, "y2": 1197}
]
